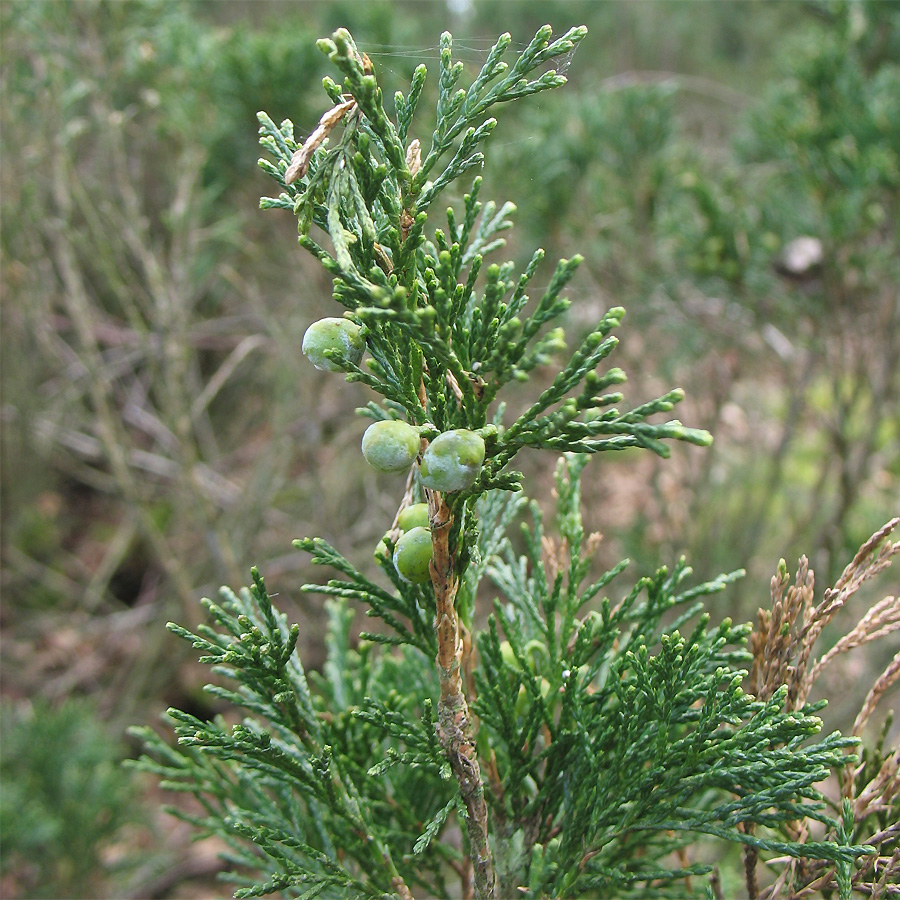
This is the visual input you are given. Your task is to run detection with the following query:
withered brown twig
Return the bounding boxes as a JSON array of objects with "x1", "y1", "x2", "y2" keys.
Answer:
[
  {"x1": 852, "y1": 650, "x2": 900, "y2": 738},
  {"x1": 284, "y1": 98, "x2": 357, "y2": 185},
  {"x1": 748, "y1": 518, "x2": 900, "y2": 900}
]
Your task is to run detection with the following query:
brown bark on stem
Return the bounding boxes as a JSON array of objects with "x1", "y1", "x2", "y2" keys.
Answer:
[
  {"x1": 391, "y1": 874, "x2": 415, "y2": 900},
  {"x1": 427, "y1": 488, "x2": 495, "y2": 900},
  {"x1": 740, "y1": 822, "x2": 759, "y2": 899}
]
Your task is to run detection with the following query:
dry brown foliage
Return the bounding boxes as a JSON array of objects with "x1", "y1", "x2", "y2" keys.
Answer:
[{"x1": 746, "y1": 518, "x2": 900, "y2": 899}]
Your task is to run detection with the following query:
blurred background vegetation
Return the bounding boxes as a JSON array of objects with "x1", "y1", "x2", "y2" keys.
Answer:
[{"x1": 1, "y1": 1, "x2": 897, "y2": 896}]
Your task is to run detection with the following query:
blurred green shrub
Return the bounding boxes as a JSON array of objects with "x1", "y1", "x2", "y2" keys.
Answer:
[
  {"x1": 485, "y1": 1, "x2": 899, "y2": 605},
  {"x1": 684, "y1": 0, "x2": 900, "y2": 587},
  {"x1": 0, "y1": 699, "x2": 136, "y2": 899}
]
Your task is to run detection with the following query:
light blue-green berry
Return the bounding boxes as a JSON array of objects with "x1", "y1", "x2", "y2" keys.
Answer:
[
  {"x1": 392, "y1": 526, "x2": 433, "y2": 584},
  {"x1": 302, "y1": 317, "x2": 365, "y2": 371},
  {"x1": 374, "y1": 531, "x2": 393, "y2": 562},
  {"x1": 397, "y1": 502, "x2": 430, "y2": 531},
  {"x1": 419, "y1": 429, "x2": 485, "y2": 492},
  {"x1": 361, "y1": 420, "x2": 420, "y2": 473}
]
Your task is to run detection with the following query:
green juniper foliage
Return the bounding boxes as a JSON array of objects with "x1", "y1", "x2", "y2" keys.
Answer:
[{"x1": 132, "y1": 25, "x2": 875, "y2": 899}]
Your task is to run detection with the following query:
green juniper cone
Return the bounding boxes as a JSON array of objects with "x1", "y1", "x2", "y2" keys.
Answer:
[
  {"x1": 361, "y1": 419, "x2": 421, "y2": 473},
  {"x1": 397, "y1": 502, "x2": 430, "y2": 531},
  {"x1": 392, "y1": 525, "x2": 434, "y2": 584},
  {"x1": 419, "y1": 428, "x2": 486, "y2": 492},
  {"x1": 132, "y1": 23, "x2": 876, "y2": 900},
  {"x1": 301, "y1": 315, "x2": 365, "y2": 371}
]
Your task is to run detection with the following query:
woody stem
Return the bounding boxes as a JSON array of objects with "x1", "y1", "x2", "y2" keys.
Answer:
[{"x1": 427, "y1": 488, "x2": 494, "y2": 900}]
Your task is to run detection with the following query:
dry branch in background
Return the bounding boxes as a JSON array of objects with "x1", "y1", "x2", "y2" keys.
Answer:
[{"x1": 751, "y1": 518, "x2": 900, "y2": 899}]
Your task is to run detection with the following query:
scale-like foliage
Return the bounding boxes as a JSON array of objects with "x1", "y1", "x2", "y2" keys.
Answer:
[{"x1": 133, "y1": 24, "x2": 878, "y2": 900}]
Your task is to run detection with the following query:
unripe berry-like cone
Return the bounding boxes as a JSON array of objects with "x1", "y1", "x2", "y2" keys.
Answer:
[
  {"x1": 301, "y1": 317, "x2": 364, "y2": 371},
  {"x1": 397, "y1": 502, "x2": 430, "y2": 531},
  {"x1": 420, "y1": 429, "x2": 485, "y2": 492},
  {"x1": 392, "y1": 526, "x2": 433, "y2": 583},
  {"x1": 362, "y1": 420, "x2": 420, "y2": 473}
]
